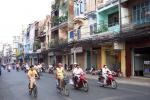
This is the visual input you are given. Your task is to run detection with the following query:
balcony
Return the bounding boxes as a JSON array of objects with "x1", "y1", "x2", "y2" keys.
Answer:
[
  {"x1": 97, "y1": 0, "x2": 118, "y2": 11},
  {"x1": 120, "y1": 15, "x2": 150, "y2": 38},
  {"x1": 51, "y1": 15, "x2": 68, "y2": 30},
  {"x1": 41, "y1": 42, "x2": 47, "y2": 51},
  {"x1": 33, "y1": 41, "x2": 41, "y2": 52},
  {"x1": 73, "y1": 14, "x2": 87, "y2": 23},
  {"x1": 49, "y1": 38, "x2": 67, "y2": 48}
]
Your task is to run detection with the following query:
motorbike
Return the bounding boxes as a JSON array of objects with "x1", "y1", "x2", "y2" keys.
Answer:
[
  {"x1": 7, "y1": 67, "x2": 11, "y2": 72},
  {"x1": 72, "y1": 73, "x2": 89, "y2": 92},
  {"x1": 49, "y1": 66, "x2": 54, "y2": 74},
  {"x1": 98, "y1": 71, "x2": 118, "y2": 89},
  {"x1": 16, "y1": 67, "x2": 19, "y2": 71}
]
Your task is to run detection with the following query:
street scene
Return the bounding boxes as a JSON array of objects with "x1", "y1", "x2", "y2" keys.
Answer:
[
  {"x1": 0, "y1": 68, "x2": 150, "y2": 100},
  {"x1": 0, "y1": 0, "x2": 150, "y2": 100}
]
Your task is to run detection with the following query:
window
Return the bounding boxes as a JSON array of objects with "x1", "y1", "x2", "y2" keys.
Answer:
[
  {"x1": 77, "y1": 27, "x2": 81, "y2": 39},
  {"x1": 108, "y1": 12, "x2": 119, "y2": 27},
  {"x1": 80, "y1": 0, "x2": 84, "y2": 14},
  {"x1": 70, "y1": 31, "x2": 74, "y2": 39},
  {"x1": 90, "y1": 23, "x2": 97, "y2": 35},
  {"x1": 132, "y1": 0, "x2": 150, "y2": 24}
]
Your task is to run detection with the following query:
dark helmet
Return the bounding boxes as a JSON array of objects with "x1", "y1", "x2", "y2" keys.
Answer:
[{"x1": 30, "y1": 65, "x2": 34, "y2": 68}]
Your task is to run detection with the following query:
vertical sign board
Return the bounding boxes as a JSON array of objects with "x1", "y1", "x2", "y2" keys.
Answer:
[{"x1": 144, "y1": 61, "x2": 150, "y2": 77}]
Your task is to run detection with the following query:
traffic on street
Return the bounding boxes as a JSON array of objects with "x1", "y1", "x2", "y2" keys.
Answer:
[{"x1": 0, "y1": 67, "x2": 150, "y2": 100}]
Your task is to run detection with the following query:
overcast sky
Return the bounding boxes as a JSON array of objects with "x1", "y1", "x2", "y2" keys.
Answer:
[{"x1": 0, "y1": 0, "x2": 53, "y2": 44}]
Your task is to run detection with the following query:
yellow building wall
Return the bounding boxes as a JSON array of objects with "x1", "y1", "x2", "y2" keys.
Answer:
[
  {"x1": 97, "y1": 49, "x2": 101, "y2": 69},
  {"x1": 76, "y1": 53, "x2": 84, "y2": 69},
  {"x1": 101, "y1": 47, "x2": 106, "y2": 67},
  {"x1": 121, "y1": 49, "x2": 126, "y2": 77}
]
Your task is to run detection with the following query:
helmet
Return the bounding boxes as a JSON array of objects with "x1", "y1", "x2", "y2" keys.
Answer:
[
  {"x1": 58, "y1": 63, "x2": 62, "y2": 66},
  {"x1": 30, "y1": 65, "x2": 34, "y2": 68}
]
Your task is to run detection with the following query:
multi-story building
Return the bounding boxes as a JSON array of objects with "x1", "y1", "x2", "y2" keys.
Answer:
[
  {"x1": 23, "y1": 24, "x2": 34, "y2": 65},
  {"x1": 20, "y1": 0, "x2": 150, "y2": 78},
  {"x1": 50, "y1": 0, "x2": 68, "y2": 66},
  {"x1": 66, "y1": 0, "x2": 126, "y2": 77},
  {"x1": 34, "y1": 15, "x2": 51, "y2": 65},
  {"x1": 12, "y1": 36, "x2": 23, "y2": 63},
  {"x1": 2, "y1": 43, "x2": 12, "y2": 64},
  {"x1": 120, "y1": 0, "x2": 150, "y2": 77}
]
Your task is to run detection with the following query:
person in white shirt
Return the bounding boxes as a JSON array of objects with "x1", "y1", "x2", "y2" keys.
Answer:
[
  {"x1": 72, "y1": 64, "x2": 83, "y2": 86},
  {"x1": 25, "y1": 63, "x2": 29, "y2": 71},
  {"x1": 102, "y1": 65, "x2": 111, "y2": 85}
]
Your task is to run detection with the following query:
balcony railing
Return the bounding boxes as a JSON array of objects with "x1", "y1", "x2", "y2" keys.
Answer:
[
  {"x1": 89, "y1": 21, "x2": 119, "y2": 35},
  {"x1": 49, "y1": 38, "x2": 67, "y2": 48},
  {"x1": 121, "y1": 15, "x2": 150, "y2": 33},
  {"x1": 51, "y1": 15, "x2": 68, "y2": 28},
  {"x1": 97, "y1": 0, "x2": 118, "y2": 10},
  {"x1": 41, "y1": 42, "x2": 47, "y2": 51},
  {"x1": 33, "y1": 41, "x2": 41, "y2": 51}
]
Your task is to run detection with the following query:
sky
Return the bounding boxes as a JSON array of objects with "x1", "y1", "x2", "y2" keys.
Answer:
[{"x1": 0, "y1": 0, "x2": 53, "y2": 45}]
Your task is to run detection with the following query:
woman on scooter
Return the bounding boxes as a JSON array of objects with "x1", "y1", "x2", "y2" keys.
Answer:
[
  {"x1": 102, "y1": 65, "x2": 111, "y2": 85},
  {"x1": 72, "y1": 64, "x2": 84, "y2": 87}
]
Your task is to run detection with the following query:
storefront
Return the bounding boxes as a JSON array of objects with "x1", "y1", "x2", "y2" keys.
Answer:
[
  {"x1": 126, "y1": 38, "x2": 150, "y2": 77},
  {"x1": 133, "y1": 47, "x2": 150, "y2": 77}
]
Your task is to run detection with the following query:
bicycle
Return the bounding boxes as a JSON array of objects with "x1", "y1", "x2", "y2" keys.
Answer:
[
  {"x1": 29, "y1": 83, "x2": 38, "y2": 97},
  {"x1": 56, "y1": 76, "x2": 70, "y2": 96}
]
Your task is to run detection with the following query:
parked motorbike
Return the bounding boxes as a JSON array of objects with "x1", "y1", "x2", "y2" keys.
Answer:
[
  {"x1": 72, "y1": 73, "x2": 89, "y2": 92},
  {"x1": 7, "y1": 68, "x2": 11, "y2": 72},
  {"x1": 49, "y1": 67, "x2": 54, "y2": 74},
  {"x1": 98, "y1": 71, "x2": 118, "y2": 89},
  {"x1": 16, "y1": 67, "x2": 19, "y2": 71}
]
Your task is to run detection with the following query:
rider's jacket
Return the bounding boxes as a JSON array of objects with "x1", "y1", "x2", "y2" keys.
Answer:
[
  {"x1": 73, "y1": 67, "x2": 83, "y2": 76},
  {"x1": 56, "y1": 67, "x2": 64, "y2": 79},
  {"x1": 28, "y1": 69, "x2": 37, "y2": 79}
]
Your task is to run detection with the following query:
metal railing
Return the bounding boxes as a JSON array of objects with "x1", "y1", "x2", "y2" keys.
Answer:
[
  {"x1": 49, "y1": 38, "x2": 67, "y2": 48},
  {"x1": 121, "y1": 15, "x2": 150, "y2": 33},
  {"x1": 51, "y1": 15, "x2": 68, "y2": 28}
]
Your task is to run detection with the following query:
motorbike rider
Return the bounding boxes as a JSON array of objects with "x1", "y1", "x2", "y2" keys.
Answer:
[
  {"x1": 27, "y1": 65, "x2": 38, "y2": 93},
  {"x1": 56, "y1": 63, "x2": 65, "y2": 89},
  {"x1": 72, "y1": 64, "x2": 84, "y2": 87},
  {"x1": 25, "y1": 63, "x2": 29, "y2": 72},
  {"x1": 102, "y1": 65, "x2": 111, "y2": 85}
]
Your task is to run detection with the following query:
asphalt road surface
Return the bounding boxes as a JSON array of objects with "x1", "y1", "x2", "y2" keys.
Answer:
[{"x1": 0, "y1": 69, "x2": 150, "y2": 100}]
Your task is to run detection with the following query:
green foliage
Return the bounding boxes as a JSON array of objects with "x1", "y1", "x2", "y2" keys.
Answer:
[
  {"x1": 52, "y1": 15, "x2": 68, "y2": 27},
  {"x1": 97, "y1": 22, "x2": 108, "y2": 34}
]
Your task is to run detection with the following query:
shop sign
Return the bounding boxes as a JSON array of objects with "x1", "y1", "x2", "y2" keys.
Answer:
[
  {"x1": 71, "y1": 47, "x2": 83, "y2": 53},
  {"x1": 144, "y1": 61, "x2": 150, "y2": 77},
  {"x1": 48, "y1": 52, "x2": 54, "y2": 56},
  {"x1": 36, "y1": 49, "x2": 41, "y2": 53},
  {"x1": 114, "y1": 42, "x2": 124, "y2": 50}
]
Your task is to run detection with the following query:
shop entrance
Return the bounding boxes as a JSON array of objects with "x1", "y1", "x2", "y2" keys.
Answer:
[{"x1": 134, "y1": 47, "x2": 150, "y2": 77}]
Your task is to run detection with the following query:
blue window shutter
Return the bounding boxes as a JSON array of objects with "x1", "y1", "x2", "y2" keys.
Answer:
[
  {"x1": 70, "y1": 31, "x2": 74, "y2": 39},
  {"x1": 77, "y1": 28, "x2": 81, "y2": 39},
  {"x1": 80, "y1": 0, "x2": 84, "y2": 14}
]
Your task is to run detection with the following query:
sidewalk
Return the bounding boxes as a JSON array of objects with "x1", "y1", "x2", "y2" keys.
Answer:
[{"x1": 66, "y1": 72, "x2": 150, "y2": 87}]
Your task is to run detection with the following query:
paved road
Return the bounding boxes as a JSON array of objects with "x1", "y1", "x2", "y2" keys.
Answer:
[{"x1": 0, "y1": 69, "x2": 150, "y2": 100}]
